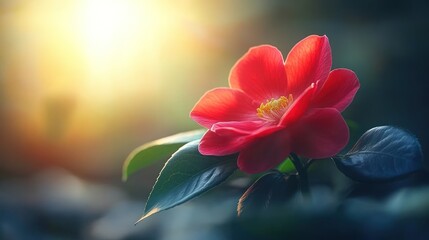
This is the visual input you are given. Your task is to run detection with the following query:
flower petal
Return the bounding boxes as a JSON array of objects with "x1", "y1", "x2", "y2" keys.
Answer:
[
  {"x1": 200, "y1": 121, "x2": 284, "y2": 156},
  {"x1": 198, "y1": 130, "x2": 251, "y2": 156},
  {"x1": 190, "y1": 88, "x2": 259, "y2": 128},
  {"x1": 237, "y1": 130, "x2": 291, "y2": 174},
  {"x1": 229, "y1": 45, "x2": 287, "y2": 102},
  {"x1": 285, "y1": 35, "x2": 332, "y2": 96},
  {"x1": 290, "y1": 108, "x2": 349, "y2": 158},
  {"x1": 211, "y1": 120, "x2": 268, "y2": 136},
  {"x1": 213, "y1": 121, "x2": 283, "y2": 142},
  {"x1": 279, "y1": 82, "x2": 317, "y2": 126},
  {"x1": 312, "y1": 69, "x2": 360, "y2": 112}
]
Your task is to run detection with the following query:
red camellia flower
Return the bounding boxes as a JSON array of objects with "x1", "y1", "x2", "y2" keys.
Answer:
[{"x1": 190, "y1": 35, "x2": 360, "y2": 174}]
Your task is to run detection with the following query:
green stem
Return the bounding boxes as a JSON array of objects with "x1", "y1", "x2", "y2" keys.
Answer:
[
  {"x1": 290, "y1": 153, "x2": 310, "y2": 197},
  {"x1": 304, "y1": 158, "x2": 315, "y2": 170}
]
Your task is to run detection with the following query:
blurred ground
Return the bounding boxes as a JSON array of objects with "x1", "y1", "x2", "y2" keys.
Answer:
[{"x1": 1, "y1": 0, "x2": 429, "y2": 239}]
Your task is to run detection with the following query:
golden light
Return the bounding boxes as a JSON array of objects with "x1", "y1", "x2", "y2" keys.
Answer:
[
  {"x1": 80, "y1": 0, "x2": 141, "y2": 58},
  {"x1": 2, "y1": 0, "x2": 200, "y2": 172},
  {"x1": 76, "y1": 0, "x2": 168, "y2": 104}
]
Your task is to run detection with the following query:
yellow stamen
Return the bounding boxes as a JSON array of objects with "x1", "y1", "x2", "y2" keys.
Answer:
[{"x1": 256, "y1": 94, "x2": 293, "y2": 121}]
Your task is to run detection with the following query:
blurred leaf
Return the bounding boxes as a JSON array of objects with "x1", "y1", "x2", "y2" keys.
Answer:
[
  {"x1": 346, "y1": 172, "x2": 429, "y2": 201},
  {"x1": 137, "y1": 140, "x2": 237, "y2": 223},
  {"x1": 386, "y1": 186, "x2": 429, "y2": 217},
  {"x1": 334, "y1": 126, "x2": 424, "y2": 182},
  {"x1": 122, "y1": 129, "x2": 205, "y2": 181},
  {"x1": 237, "y1": 171, "x2": 298, "y2": 217},
  {"x1": 277, "y1": 157, "x2": 296, "y2": 173}
]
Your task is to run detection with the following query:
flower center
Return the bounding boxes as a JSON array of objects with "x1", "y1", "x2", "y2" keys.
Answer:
[{"x1": 256, "y1": 94, "x2": 293, "y2": 121}]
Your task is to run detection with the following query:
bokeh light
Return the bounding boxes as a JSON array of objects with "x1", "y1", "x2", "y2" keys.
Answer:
[{"x1": 0, "y1": 0, "x2": 216, "y2": 176}]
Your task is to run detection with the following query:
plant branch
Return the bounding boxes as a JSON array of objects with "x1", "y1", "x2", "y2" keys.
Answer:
[
  {"x1": 290, "y1": 153, "x2": 310, "y2": 197},
  {"x1": 304, "y1": 158, "x2": 315, "y2": 170}
]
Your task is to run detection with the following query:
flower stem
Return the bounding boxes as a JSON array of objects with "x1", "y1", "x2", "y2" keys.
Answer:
[
  {"x1": 304, "y1": 158, "x2": 315, "y2": 170},
  {"x1": 290, "y1": 153, "x2": 310, "y2": 197}
]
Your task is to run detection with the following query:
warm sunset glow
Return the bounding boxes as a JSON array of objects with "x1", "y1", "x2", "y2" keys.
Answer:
[
  {"x1": 2, "y1": 0, "x2": 202, "y2": 171},
  {"x1": 76, "y1": 0, "x2": 170, "y2": 103},
  {"x1": 80, "y1": 0, "x2": 141, "y2": 58}
]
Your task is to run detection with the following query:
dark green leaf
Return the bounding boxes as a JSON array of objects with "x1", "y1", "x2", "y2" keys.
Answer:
[
  {"x1": 122, "y1": 129, "x2": 205, "y2": 181},
  {"x1": 237, "y1": 171, "x2": 298, "y2": 217},
  {"x1": 334, "y1": 126, "x2": 424, "y2": 182},
  {"x1": 137, "y1": 140, "x2": 238, "y2": 222}
]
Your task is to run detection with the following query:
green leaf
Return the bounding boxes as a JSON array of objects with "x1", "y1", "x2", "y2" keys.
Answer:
[
  {"x1": 334, "y1": 126, "x2": 424, "y2": 182},
  {"x1": 137, "y1": 140, "x2": 238, "y2": 223},
  {"x1": 122, "y1": 129, "x2": 205, "y2": 181},
  {"x1": 277, "y1": 157, "x2": 296, "y2": 173},
  {"x1": 237, "y1": 171, "x2": 298, "y2": 217}
]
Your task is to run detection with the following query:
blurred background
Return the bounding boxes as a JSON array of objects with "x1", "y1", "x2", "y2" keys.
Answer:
[{"x1": 1, "y1": 0, "x2": 429, "y2": 239}]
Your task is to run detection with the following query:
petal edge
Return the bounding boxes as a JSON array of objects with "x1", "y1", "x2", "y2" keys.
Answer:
[
  {"x1": 285, "y1": 35, "x2": 332, "y2": 96},
  {"x1": 312, "y1": 68, "x2": 360, "y2": 112},
  {"x1": 229, "y1": 45, "x2": 288, "y2": 102},
  {"x1": 190, "y1": 88, "x2": 259, "y2": 128}
]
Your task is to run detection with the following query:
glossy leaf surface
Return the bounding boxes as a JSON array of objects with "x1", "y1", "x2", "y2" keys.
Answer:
[
  {"x1": 122, "y1": 129, "x2": 205, "y2": 181},
  {"x1": 138, "y1": 140, "x2": 237, "y2": 222},
  {"x1": 334, "y1": 126, "x2": 423, "y2": 182},
  {"x1": 237, "y1": 171, "x2": 298, "y2": 216}
]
